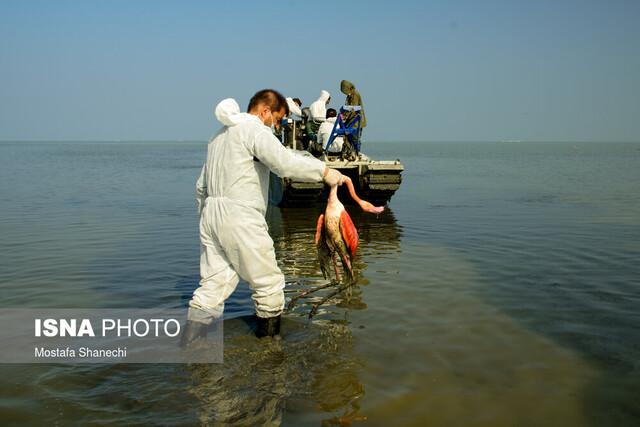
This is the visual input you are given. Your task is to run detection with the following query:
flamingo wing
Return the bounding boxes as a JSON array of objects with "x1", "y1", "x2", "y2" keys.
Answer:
[
  {"x1": 339, "y1": 210, "x2": 359, "y2": 257},
  {"x1": 315, "y1": 214, "x2": 325, "y2": 245}
]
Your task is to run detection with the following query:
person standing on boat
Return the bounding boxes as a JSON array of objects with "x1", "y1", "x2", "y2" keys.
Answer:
[
  {"x1": 340, "y1": 80, "x2": 366, "y2": 159},
  {"x1": 183, "y1": 89, "x2": 344, "y2": 343},
  {"x1": 340, "y1": 80, "x2": 366, "y2": 128}
]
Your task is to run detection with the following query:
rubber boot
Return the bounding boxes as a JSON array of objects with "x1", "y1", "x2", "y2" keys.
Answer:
[
  {"x1": 255, "y1": 315, "x2": 281, "y2": 338},
  {"x1": 180, "y1": 320, "x2": 209, "y2": 348}
]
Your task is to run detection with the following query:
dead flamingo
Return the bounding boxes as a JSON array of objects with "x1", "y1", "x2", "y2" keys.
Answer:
[{"x1": 286, "y1": 175, "x2": 384, "y2": 317}]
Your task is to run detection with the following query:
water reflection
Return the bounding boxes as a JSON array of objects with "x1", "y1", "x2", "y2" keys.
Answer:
[
  {"x1": 186, "y1": 316, "x2": 366, "y2": 425},
  {"x1": 0, "y1": 317, "x2": 367, "y2": 425}
]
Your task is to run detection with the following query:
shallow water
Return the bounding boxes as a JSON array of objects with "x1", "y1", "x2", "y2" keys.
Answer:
[{"x1": 0, "y1": 141, "x2": 639, "y2": 425}]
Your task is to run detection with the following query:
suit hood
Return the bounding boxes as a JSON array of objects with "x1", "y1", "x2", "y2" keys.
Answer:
[
  {"x1": 214, "y1": 98, "x2": 256, "y2": 127},
  {"x1": 340, "y1": 80, "x2": 355, "y2": 95}
]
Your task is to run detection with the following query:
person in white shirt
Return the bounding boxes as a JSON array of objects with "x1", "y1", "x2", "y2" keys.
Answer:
[{"x1": 317, "y1": 108, "x2": 344, "y2": 153}]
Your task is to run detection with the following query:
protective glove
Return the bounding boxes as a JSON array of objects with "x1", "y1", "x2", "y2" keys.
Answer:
[{"x1": 323, "y1": 168, "x2": 344, "y2": 187}]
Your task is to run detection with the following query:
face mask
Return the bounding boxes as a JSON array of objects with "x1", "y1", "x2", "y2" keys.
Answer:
[
  {"x1": 261, "y1": 110, "x2": 274, "y2": 132},
  {"x1": 268, "y1": 111, "x2": 278, "y2": 134}
]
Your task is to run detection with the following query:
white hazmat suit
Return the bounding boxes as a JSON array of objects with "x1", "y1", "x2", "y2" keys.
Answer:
[
  {"x1": 309, "y1": 90, "x2": 331, "y2": 121},
  {"x1": 189, "y1": 98, "x2": 325, "y2": 323},
  {"x1": 285, "y1": 97, "x2": 303, "y2": 117}
]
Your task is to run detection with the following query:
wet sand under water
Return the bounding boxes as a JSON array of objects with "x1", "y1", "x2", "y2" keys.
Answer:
[{"x1": 349, "y1": 244, "x2": 597, "y2": 427}]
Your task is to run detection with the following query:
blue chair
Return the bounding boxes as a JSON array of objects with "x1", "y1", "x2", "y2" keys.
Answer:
[{"x1": 324, "y1": 106, "x2": 363, "y2": 154}]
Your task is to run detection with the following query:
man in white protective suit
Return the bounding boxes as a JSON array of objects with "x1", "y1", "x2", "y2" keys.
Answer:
[
  {"x1": 285, "y1": 97, "x2": 303, "y2": 118},
  {"x1": 309, "y1": 89, "x2": 331, "y2": 122},
  {"x1": 182, "y1": 89, "x2": 344, "y2": 343}
]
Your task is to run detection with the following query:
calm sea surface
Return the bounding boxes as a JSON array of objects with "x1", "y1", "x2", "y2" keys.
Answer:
[{"x1": 0, "y1": 141, "x2": 639, "y2": 426}]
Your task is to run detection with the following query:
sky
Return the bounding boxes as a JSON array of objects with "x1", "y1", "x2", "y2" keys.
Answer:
[{"x1": 1, "y1": 0, "x2": 639, "y2": 142}]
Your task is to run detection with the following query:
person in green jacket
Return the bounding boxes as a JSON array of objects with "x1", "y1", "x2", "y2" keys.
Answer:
[
  {"x1": 340, "y1": 80, "x2": 366, "y2": 158},
  {"x1": 340, "y1": 80, "x2": 366, "y2": 128}
]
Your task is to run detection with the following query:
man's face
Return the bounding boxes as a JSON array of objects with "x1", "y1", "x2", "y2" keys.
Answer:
[
  {"x1": 272, "y1": 108, "x2": 285, "y2": 130},
  {"x1": 259, "y1": 105, "x2": 285, "y2": 130}
]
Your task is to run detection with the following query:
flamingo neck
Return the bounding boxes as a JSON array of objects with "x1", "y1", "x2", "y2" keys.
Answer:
[
  {"x1": 328, "y1": 184, "x2": 339, "y2": 203},
  {"x1": 344, "y1": 177, "x2": 363, "y2": 204}
]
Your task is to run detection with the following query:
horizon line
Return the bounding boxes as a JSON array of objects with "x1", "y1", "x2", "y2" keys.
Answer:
[{"x1": 1, "y1": 139, "x2": 640, "y2": 144}]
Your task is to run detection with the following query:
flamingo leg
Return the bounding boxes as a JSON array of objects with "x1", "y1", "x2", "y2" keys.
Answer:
[
  {"x1": 332, "y1": 253, "x2": 341, "y2": 282},
  {"x1": 285, "y1": 280, "x2": 338, "y2": 312},
  {"x1": 309, "y1": 282, "x2": 353, "y2": 318},
  {"x1": 341, "y1": 254, "x2": 354, "y2": 285}
]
